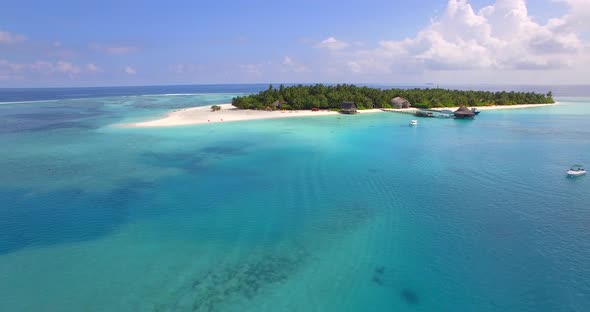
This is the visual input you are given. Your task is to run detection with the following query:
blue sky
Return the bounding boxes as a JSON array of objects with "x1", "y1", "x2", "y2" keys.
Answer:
[{"x1": 0, "y1": 0, "x2": 587, "y2": 87}]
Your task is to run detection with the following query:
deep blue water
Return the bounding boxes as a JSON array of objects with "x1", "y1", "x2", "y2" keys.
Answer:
[{"x1": 0, "y1": 85, "x2": 589, "y2": 311}]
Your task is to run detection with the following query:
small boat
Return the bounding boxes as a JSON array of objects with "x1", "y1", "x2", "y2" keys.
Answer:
[
  {"x1": 471, "y1": 108, "x2": 481, "y2": 115},
  {"x1": 567, "y1": 165, "x2": 586, "y2": 176},
  {"x1": 409, "y1": 120, "x2": 418, "y2": 126}
]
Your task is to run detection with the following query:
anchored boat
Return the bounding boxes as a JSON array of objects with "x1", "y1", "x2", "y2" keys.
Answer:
[
  {"x1": 409, "y1": 120, "x2": 418, "y2": 126},
  {"x1": 567, "y1": 165, "x2": 586, "y2": 177}
]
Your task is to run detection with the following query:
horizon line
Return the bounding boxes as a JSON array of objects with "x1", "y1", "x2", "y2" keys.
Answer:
[{"x1": 0, "y1": 82, "x2": 584, "y2": 90}]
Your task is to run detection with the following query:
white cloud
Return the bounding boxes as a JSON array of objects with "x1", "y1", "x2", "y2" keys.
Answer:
[
  {"x1": 0, "y1": 30, "x2": 26, "y2": 44},
  {"x1": 281, "y1": 56, "x2": 308, "y2": 73},
  {"x1": 552, "y1": 0, "x2": 590, "y2": 31},
  {"x1": 86, "y1": 63, "x2": 101, "y2": 73},
  {"x1": 234, "y1": 57, "x2": 309, "y2": 79},
  {"x1": 0, "y1": 59, "x2": 99, "y2": 80},
  {"x1": 320, "y1": 0, "x2": 589, "y2": 81},
  {"x1": 238, "y1": 63, "x2": 265, "y2": 75},
  {"x1": 56, "y1": 61, "x2": 81, "y2": 74},
  {"x1": 28, "y1": 61, "x2": 55, "y2": 74},
  {"x1": 316, "y1": 37, "x2": 350, "y2": 50},
  {"x1": 124, "y1": 66, "x2": 137, "y2": 75},
  {"x1": 91, "y1": 43, "x2": 139, "y2": 55},
  {"x1": 0, "y1": 60, "x2": 24, "y2": 78},
  {"x1": 169, "y1": 64, "x2": 206, "y2": 74}
]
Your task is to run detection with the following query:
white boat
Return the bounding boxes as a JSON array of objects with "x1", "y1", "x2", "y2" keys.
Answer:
[
  {"x1": 409, "y1": 120, "x2": 418, "y2": 126},
  {"x1": 567, "y1": 165, "x2": 586, "y2": 176},
  {"x1": 567, "y1": 169, "x2": 587, "y2": 176}
]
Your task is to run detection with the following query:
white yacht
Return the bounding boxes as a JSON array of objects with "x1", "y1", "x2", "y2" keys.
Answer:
[{"x1": 409, "y1": 120, "x2": 418, "y2": 126}]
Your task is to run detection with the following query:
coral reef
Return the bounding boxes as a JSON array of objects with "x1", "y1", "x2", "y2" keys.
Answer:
[{"x1": 154, "y1": 249, "x2": 307, "y2": 312}]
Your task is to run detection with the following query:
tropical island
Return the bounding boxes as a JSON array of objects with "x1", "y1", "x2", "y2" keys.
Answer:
[
  {"x1": 232, "y1": 84, "x2": 555, "y2": 110},
  {"x1": 122, "y1": 84, "x2": 556, "y2": 128}
]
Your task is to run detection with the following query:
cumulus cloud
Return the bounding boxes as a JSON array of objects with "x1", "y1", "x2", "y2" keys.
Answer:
[
  {"x1": 124, "y1": 66, "x2": 137, "y2": 75},
  {"x1": 552, "y1": 0, "x2": 590, "y2": 31},
  {"x1": 332, "y1": 0, "x2": 588, "y2": 76},
  {"x1": 316, "y1": 37, "x2": 349, "y2": 50},
  {"x1": 0, "y1": 30, "x2": 27, "y2": 44}
]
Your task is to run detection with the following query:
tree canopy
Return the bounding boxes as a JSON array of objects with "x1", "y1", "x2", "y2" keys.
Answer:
[{"x1": 232, "y1": 84, "x2": 554, "y2": 110}]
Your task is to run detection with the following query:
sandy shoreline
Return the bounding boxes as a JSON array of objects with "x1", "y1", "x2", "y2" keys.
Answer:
[
  {"x1": 120, "y1": 104, "x2": 383, "y2": 127},
  {"x1": 119, "y1": 103, "x2": 556, "y2": 128}
]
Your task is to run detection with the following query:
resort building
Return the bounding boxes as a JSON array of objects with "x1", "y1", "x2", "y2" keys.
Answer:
[
  {"x1": 390, "y1": 97, "x2": 412, "y2": 109},
  {"x1": 454, "y1": 106, "x2": 476, "y2": 118},
  {"x1": 340, "y1": 101, "x2": 358, "y2": 114}
]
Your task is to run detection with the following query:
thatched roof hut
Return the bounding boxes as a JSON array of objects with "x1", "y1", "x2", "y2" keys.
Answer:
[
  {"x1": 454, "y1": 106, "x2": 475, "y2": 118},
  {"x1": 390, "y1": 97, "x2": 411, "y2": 109},
  {"x1": 340, "y1": 101, "x2": 357, "y2": 114},
  {"x1": 270, "y1": 99, "x2": 288, "y2": 109}
]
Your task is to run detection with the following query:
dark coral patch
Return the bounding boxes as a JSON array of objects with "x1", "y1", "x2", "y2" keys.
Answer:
[
  {"x1": 374, "y1": 266, "x2": 385, "y2": 274},
  {"x1": 400, "y1": 288, "x2": 420, "y2": 305},
  {"x1": 152, "y1": 250, "x2": 307, "y2": 312}
]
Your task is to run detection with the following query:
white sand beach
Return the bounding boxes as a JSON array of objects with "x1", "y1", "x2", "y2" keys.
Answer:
[
  {"x1": 121, "y1": 103, "x2": 555, "y2": 128},
  {"x1": 121, "y1": 104, "x2": 383, "y2": 128}
]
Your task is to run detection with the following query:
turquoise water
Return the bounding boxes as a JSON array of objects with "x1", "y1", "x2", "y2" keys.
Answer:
[{"x1": 1, "y1": 91, "x2": 589, "y2": 311}]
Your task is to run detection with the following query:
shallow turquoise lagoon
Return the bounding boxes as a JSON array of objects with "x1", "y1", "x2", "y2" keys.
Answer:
[{"x1": 1, "y1": 94, "x2": 589, "y2": 311}]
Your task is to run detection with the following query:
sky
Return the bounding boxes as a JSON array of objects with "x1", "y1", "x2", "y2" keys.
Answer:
[{"x1": 1, "y1": 0, "x2": 589, "y2": 87}]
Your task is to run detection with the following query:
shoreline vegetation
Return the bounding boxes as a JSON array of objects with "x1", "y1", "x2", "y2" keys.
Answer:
[{"x1": 232, "y1": 84, "x2": 555, "y2": 110}]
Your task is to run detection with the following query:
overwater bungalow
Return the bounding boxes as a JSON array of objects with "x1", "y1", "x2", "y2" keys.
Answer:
[
  {"x1": 390, "y1": 97, "x2": 412, "y2": 109},
  {"x1": 454, "y1": 106, "x2": 476, "y2": 119},
  {"x1": 340, "y1": 101, "x2": 358, "y2": 114}
]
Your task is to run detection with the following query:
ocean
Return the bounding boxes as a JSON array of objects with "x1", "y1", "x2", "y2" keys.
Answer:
[{"x1": 0, "y1": 85, "x2": 589, "y2": 311}]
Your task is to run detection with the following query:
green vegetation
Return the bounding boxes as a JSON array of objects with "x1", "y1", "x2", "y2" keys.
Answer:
[
  {"x1": 232, "y1": 84, "x2": 554, "y2": 110},
  {"x1": 211, "y1": 105, "x2": 222, "y2": 111}
]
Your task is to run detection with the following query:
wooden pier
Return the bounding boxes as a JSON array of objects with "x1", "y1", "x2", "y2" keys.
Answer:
[
  {"x1": 381, "y1": 108, "x2": 455, "y2": 118},
  {"x1": 381, "y1": 108, "x2": 418, "y2": 115}
]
